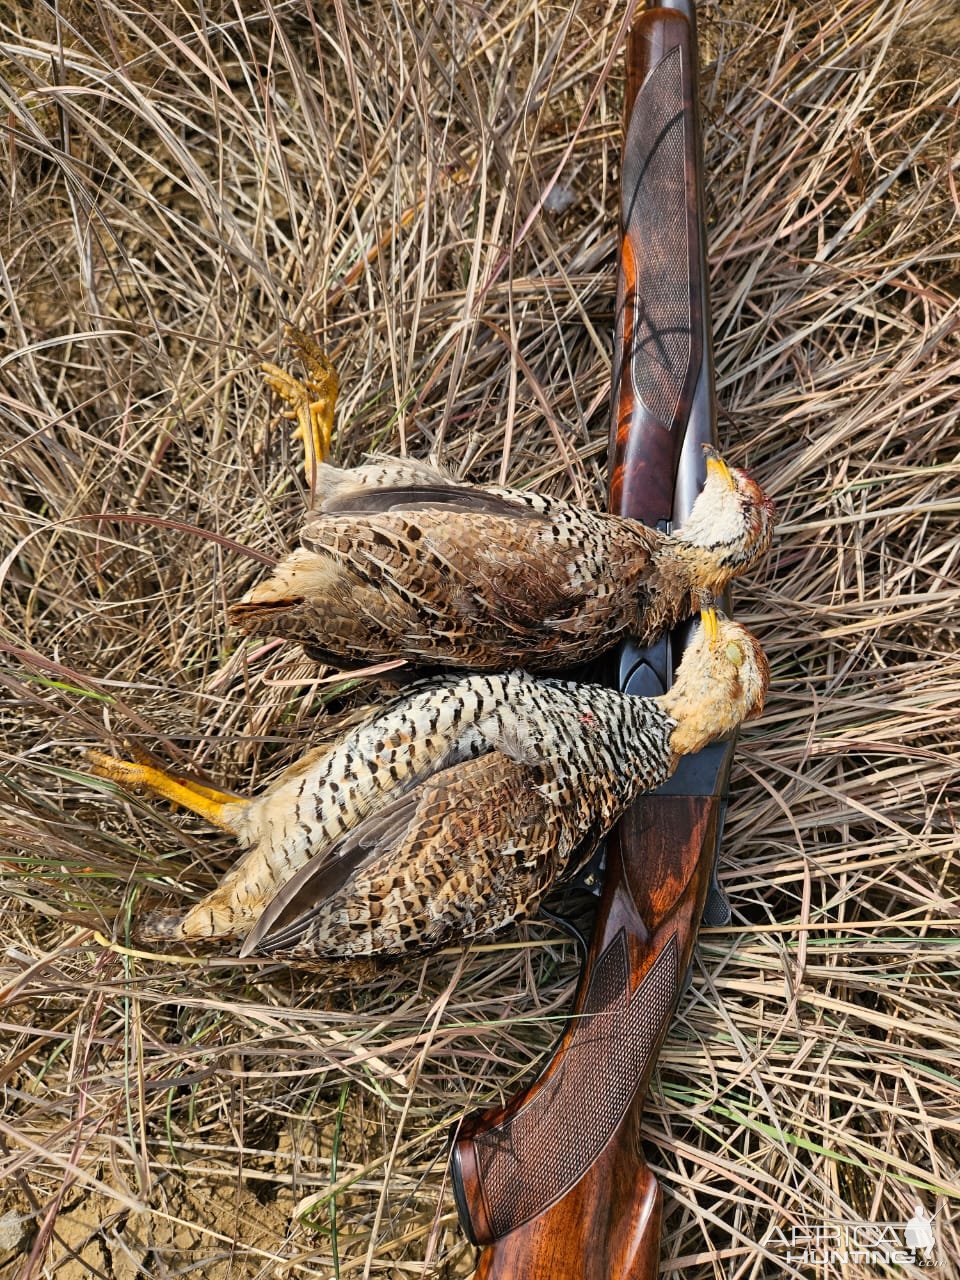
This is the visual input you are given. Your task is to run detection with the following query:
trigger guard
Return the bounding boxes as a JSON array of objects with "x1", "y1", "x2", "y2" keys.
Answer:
[{"x1": 618, "y1": 634, "x2": 670, "y2": 697}]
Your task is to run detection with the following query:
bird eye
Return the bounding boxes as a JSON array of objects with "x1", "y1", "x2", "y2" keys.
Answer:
[{"x1": 725, "y1": 642, "x2": 744, "y2": 667}]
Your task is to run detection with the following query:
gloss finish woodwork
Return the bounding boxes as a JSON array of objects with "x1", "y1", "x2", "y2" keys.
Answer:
[
  {"x1": 453, "y1": 795, "x2": 721, "y2": 1277},
  {"x1": 610, "y1": 2, "x2": 715, "y2": 529}
]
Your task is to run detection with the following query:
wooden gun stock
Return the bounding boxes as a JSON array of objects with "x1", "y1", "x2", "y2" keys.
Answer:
[
  {"x1": 452, "y1": 790, "x2": 727, "y2": 1279},
  {"x1": 452, "y1": 3, "x2": 730, "y2": 1275}
]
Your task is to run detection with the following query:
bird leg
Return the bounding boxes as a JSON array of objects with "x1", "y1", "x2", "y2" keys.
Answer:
[
  {"x1": 86, "y1": 750, "x2": 241, "y2": 833},
  {"x1": 261, "y1": 324, "x2": 340, "y2": 477}
]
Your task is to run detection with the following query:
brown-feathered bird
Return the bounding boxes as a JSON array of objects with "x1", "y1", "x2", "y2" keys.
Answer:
[
  {"x1": 87, "y1": 611, "x2": 768, "y2": 959},
  {"x1": 229, "y1": 329, "x2": 774, "y2": 672}
]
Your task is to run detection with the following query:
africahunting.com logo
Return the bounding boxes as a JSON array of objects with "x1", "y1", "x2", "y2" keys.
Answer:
[{"x1": 769, "y1": 1205, "x2": 941, "y2": 1268}]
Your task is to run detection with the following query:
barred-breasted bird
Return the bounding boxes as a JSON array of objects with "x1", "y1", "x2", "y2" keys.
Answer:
[
  {"x1": 229, "y1": 328, "x2": 774, "y2": 672},
  {"x1": 87, "y1": 611, "x2": 768, "y2": 959}
]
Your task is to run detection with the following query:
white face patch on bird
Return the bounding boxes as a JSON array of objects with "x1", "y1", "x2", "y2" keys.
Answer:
[{"x1": 674, "y1": 448, "x2": 775, "y2": 579}]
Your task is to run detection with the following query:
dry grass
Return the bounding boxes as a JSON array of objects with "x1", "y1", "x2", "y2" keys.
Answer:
[{"x1": 1, "y1": 0, "x2": 959, "y2": 1276}]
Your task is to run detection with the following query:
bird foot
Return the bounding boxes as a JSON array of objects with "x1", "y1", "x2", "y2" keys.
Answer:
[
  {"x1": 85, "y1": 749, "x2": 240, "y2": 832},
  {"x1": 261, "y1": 324, "x2": 340, "y2": 478}
]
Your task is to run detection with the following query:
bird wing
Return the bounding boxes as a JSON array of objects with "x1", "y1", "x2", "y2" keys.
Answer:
[
  {"x1": 238, "y1": 788, "x2": 423, "y2": 955},
  {"x1": 441, "y1": 517, "x2": 658, "y2": 634},
  {"x1": 233, "y1": 495, "x2": 659, "y2": 666},
  {"x1": 240, "y1": 752, "x2": 562, "y2": 958},
  {"x1": 457, "y1": 545, "x2": 603, "y2": 630},
  {"x1": 303, "y1": 509, "x2": 647, "y2": 634},
  {"x1": 311, "y1": 460, "x2": 546, "y2": 519}
]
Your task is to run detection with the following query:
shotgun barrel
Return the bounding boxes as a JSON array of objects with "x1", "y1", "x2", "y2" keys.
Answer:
[{"x1": 451, "y1": 4, "x2": 732, "y2": 1275}]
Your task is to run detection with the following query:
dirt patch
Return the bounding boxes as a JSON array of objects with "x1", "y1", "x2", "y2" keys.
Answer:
[{"x1": 2, "y1": 1172, "x2": 298, "y2": 1279}]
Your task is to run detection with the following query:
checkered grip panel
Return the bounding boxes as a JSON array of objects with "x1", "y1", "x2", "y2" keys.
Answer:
[{"x1": 473, "y1": 930, "x2": 679, "y2": 1237}]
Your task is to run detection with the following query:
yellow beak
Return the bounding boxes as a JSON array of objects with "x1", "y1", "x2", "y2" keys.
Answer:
[
  {"x1": 704, "y1": 445, "x2": 735, "y2": 490},
  {"x1": 701, "y1": 605, "x2": 720, "y2": 644}
]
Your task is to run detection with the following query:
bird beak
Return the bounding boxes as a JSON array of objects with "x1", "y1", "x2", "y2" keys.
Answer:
[
  {"x1": 701, "y1": 605, "x2": 719, "y2": 643},
  {"x1": 703, "y1": 445, "x2": 735, "y2": 490}
]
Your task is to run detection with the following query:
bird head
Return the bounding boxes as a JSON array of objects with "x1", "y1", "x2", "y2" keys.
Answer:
[
  {"x1": 673, "y1": 447, "x2": 776, "y2": 588},
  {"x1": 658, "y1": 608, "x2": 769, "y2": 757}
]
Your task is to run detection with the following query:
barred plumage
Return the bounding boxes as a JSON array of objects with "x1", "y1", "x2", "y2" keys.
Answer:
[{"x1": 87, "y1": 613, "x2": 768, "y2": 959}]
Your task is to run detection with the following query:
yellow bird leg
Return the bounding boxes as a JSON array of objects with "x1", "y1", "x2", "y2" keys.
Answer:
[
  {"x1": 86, "y1": 751, "x2": 239, "y2": 832},
  {"x1": 260, "y1": 324, "x2": 339, "y2": 479}
]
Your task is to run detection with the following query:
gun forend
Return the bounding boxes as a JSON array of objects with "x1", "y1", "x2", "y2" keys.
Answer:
[{"x1": 610, "y1": 0, "x2": 714, "y2": 532}]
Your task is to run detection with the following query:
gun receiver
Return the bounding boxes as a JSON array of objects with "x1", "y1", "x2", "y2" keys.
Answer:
[{"x1": 451, "y1": 4, "x2": 731, "y2": 1276}]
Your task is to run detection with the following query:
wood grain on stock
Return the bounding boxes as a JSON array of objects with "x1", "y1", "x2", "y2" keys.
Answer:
[
  {"x1": 609, "y1": 5, "x2": 703, "y2": 526},
  {"x1": 456, "y1": 795, "x2": 721, "y2": 1277}
]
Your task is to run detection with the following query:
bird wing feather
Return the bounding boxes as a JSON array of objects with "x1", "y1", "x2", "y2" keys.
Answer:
[
  {"x1": 455, "y1": 548, "x2": 600, "y2": 630},
  {"x1": 240, "y1": 752, "x2": 561, "y2": 957},
  {"x1": 301, "y1": 511, "x2": 643, "y2": 637},
  {"x1": 310, "y1": 460, "x2": 547, "y2": 519},
  {"x1": 239, "y1": 790, "x2": 422, "y2": 954}
]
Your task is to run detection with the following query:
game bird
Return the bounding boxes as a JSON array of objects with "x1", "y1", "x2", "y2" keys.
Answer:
[
  {"x1": 229, "y1": 327, "x2": 775, "y2": 671},
  {"x1": 87, "y1": 610, "x2": 768, "y2": 959}
]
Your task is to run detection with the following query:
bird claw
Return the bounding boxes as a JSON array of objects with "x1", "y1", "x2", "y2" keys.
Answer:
[
  {"x1": 84, "y1": 749, "x2": 239, "y2": 831},
  {"x1": 260, "y1": 326, "x2": 340, "y2": 478}
]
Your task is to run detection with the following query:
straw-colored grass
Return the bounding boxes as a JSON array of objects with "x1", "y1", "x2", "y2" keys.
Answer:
[{"x1": 1, "y1": 0, "x2": 958, "y2": 1276}]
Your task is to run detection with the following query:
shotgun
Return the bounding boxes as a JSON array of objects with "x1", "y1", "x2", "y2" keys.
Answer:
[{"x1": 451, "y1": 3, "x2": 731, "y2": 1274}]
